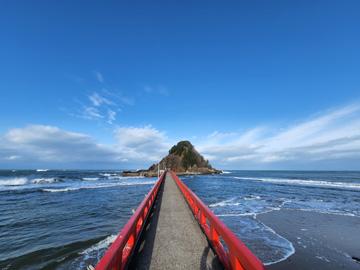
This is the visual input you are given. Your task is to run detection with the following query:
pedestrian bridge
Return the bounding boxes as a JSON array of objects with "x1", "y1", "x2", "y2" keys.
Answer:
[{"x1": 93, "y1": 171, "x2": 265, "y2": 270}]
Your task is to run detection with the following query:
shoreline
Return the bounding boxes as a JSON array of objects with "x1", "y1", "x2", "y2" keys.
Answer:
[
  {"x1": 257, "y1": 209, "x2": 360, "y2": 270},
  {"x1": 122, "y1": 170, "x2": 222, "y2": 177}
]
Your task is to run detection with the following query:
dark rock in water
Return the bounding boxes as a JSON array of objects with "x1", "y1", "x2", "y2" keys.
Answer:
[{"x1": 122, "y1": 140, "x2": 222, "y2": 177}]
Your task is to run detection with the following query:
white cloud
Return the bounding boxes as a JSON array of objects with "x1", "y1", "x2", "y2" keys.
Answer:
[
  {"x1": 76, "y1": 91, "x2": 135, "y2": 125},
  {"x1": 114, "y1": 125, "x2": 170, "y2": 162},
  {"x1": 143, "y1": 85, "x2": 169, "y2": 96},
  {"x1": 197, "y1": 103, "x2": 360, "y2": 169},
  {"x1": 82, "y1": 106, "x2": 104, "y2": 120},
  {"x1": 76, "y1": 92, "x2": 117, "y2": 124},
  {"x1": 89, "y1": 92, "x2": 113, "y2": 107},
  {"x1": 2, "y1": 103, "x2": 360, "y2": 170},
  {"x1": 107, "y1": 109, "x2": 116, "y2": 124},
  {"x1": 0, "y1": 124, "x2": 169, "y2": 168},
  {"x1": 0, "y1": 125, "x2": 118, "y2": 166},
  {"x1": 94, "y1": 71, "x2": 104, "y2": 83}
]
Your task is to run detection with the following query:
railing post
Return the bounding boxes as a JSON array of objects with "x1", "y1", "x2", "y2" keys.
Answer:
[
  {"x1": 171, "y1": 171, "x2": 265, "y2": 270},
  {"x1": 229, "y1": 252, "x2": 245, "y2": 270}
]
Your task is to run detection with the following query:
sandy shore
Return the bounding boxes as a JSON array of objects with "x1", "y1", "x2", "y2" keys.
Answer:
[{"x1": 257, "y1": 209, "x2": 360, "y2": 270}]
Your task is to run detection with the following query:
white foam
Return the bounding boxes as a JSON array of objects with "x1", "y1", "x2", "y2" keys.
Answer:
[
  {"x1": 42, "y1": 187, "x2": 77, "y2": 192},
  {"x1": 42, "y1": 181, "x2": 156, "y2": 193},
  {"x1": 295, "y1": 208, "x2": 357, "y2": 217},
  {"x1": 217, "y1": 213, "x2": 256, "y2": 217},
  {"x1": 209, "y1": 197, "x2": 240, "y2": 207},
  {"x1": 256, "y1": 220, "x2": 295, "y2": 265},
  {"x1": 210, "y1": 195, "x2": 262, "y2": 208},
  {"x1": 99, "y1": 173, "x2": 118, "y2": 177},
  {"x1": 0, "y1": 177, "x2": 28, "y2": 186},
  {"x1": 222, "y1": 171, "x2": 232, "y2": 174},
  {"x1": 316, "y1": 256, "x2": 330, "y2": 263},
  {"x1": 79, "y1": 234, "x2": 117, "y2": 256},
  {"x1": 36, "y1": 169, "x2": 49, "y2": 172},
  {"x1": 82, "y1": 177, "x2": 99, "y2": 181},
  {"x1": 32, "y1": 178, "x2": 58, "y2": 184},
  {"x1": 217, "y1": 207, "x2": 279, "y2": 218},
  {"x1": 234, "y1": 177, "x2": 360, "y2": 190},
  {"x1": 244, "y1": 195, "x2": 261, "y2": 200}
]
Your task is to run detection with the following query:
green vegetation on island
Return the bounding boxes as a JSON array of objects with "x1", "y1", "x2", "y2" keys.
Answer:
[{"x1": 122, "y1": 141, "x2": 221, "y2": 177}]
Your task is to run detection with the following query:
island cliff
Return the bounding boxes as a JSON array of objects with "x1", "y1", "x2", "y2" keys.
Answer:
[{"x1": 122, "y1": 141, "x2": 222, "y2": 177}]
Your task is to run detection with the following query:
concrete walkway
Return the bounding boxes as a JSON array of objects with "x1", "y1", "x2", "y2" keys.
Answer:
[{"x1": 129, "y1": 172, "x2": 223, "y2": 270}]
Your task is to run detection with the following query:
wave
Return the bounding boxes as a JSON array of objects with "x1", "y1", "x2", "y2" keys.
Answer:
[
  {"x1": 99, "y1": 173, "x2": 118, "y2": 177},
  {"x1": 217, "y1": 208, "x2": 280, "y2": 218},
  {"x1": 79, "y1": 234, "x2": 117, "y2": 257},
  {"x1": 82, "y1": 177, "x2": 99, "y2": 181},
  {"x1": 209, "y1": 198, "x2": 240, "y2": 207},
  {"x1": 32, "y1": 178, "x2": 60, "y2": 184},
  {"x1": 295, "y1": 207, "x2": 357, "y2": 217},
  {"x1": 220, "y1": 215, "x2": 295, "y2": 265},
  {"x1": 42, "y1": 188, "x2": 77, "y2": 193},
  {"x1": 210, "y1": 195, "x2": 262, "y2": 208},
  {"x1": 244, "y1": 195, "x2": 261, "y2": 200},
  {"x1": 222, "y1": 171, "x2": 232, "y2": 174},
  {"x1": 0, "y1": 177, "x2": 28, "y2": 186},
  {"x1": 42, "y1": 181, "x2": 156, "y2": 193},
  {"x1": 257, "y1": 220, "x2": 295, "y2": 265},
  {"x1": 36, "y1": 169, "x2": 49, "y2": 172},
  {"x1": 234, "y1": 177, "x2": 360, "y2": 190}
]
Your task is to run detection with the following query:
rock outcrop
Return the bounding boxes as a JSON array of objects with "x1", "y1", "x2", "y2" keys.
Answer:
[{"x1": 122, "y1": 141, "x2": 221, "y2": 177}]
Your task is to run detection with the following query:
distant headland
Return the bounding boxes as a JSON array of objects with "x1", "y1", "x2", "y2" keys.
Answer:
[{"x1": 122, "y1": 141, "x2": 222, "y2": 177}]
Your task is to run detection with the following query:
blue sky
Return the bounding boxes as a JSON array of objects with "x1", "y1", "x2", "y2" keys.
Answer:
[{"x1": 0, "y1": 1, "x2": 360, "y2": 169}]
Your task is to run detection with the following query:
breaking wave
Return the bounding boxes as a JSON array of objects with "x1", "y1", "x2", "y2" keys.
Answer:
[
  {"x1": 99, "y1": 173, "x2": 118, "y2": 177},
  {"x1": 82, "y1": 177, "x2": 99, "y2": 181},
  {"x1": 32, "y1": 178, "x2": 60, "y2": 184},
  {"x1": 79, "y1": 234, "x2": 117, "y2": 258},
  {"x1": 0, "y1": 177, "x2": 28, "y2": 186},
  {"x1": 42, "y1": 180, "x2": 156, "y2": 193},
  {"x1": 234, "y1": 177, "x2": 360, "y2": 190}
]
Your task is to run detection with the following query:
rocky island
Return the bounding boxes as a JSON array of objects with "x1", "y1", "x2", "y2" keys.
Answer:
[{"x1": 122, "y1": 141, "x2": 222, "y2": 177}]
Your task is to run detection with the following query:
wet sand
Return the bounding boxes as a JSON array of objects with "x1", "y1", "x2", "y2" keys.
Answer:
[{"x1": 257, "y1": 209, "x2": 360, "y2": 270}]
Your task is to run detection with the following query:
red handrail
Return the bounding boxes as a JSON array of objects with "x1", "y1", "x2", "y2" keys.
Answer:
[
  {"x1": 95, "y1": 172, "x2": 165, "y2": 270},
  {"x1": 171, "y1": 171, "x2": 265, "y2": 270}
]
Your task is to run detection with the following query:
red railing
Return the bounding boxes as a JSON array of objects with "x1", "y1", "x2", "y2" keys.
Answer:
[
  {"x1": 95, "y1": 172, "x2": 165, "y2": 270},
  {"x1": 171, "y1": 171, "x2": 265, "y2": 270}
]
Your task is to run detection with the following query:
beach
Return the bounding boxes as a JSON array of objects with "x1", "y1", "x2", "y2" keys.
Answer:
[{"x1": 258, "y1": 209, "x2": 360, "y2": 270}]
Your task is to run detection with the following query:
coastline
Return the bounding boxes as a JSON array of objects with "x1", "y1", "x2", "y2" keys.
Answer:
[
  {"x1": 122, "y1": 169, "x2": 222, "y2": 177},
  {"x1": 257, "y1": 209, "x2": 360, "y2": 270}
]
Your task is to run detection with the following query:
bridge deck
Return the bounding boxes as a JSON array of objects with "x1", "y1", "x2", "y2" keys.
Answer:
[{"x1": 129, "y1": 172, "x2": 223, "y2": 270}]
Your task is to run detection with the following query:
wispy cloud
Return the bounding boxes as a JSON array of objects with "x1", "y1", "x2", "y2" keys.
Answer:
[
  {"x1": 74, "y1": 90, "x2": 125, "y2": 125},
  {"x1": 89, "y1": 92, "x2": 113, "y2": 107},
  {"x1": 107, "y1": 109, "x2": 116, "y2": 124},
  {"x1": 143, "y1": 85, "x2": 169, "y2": 96},
  {"x1": 197, "y1": 103, "x2": 360, "y2": 169},
  {"x1": 82, "y1": 106, "x2": 104, "y2": 120},
  {"x1": 6, "y1": 103, "x2": 360, "y2": 169},
  {"x1": 94, "y1": 71, "x2": 104, "y2": 83}
]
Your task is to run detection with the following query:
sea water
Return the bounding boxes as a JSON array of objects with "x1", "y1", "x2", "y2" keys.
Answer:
[{"x1": 0, "y1": 170, "x2": 359, "y2": 269}]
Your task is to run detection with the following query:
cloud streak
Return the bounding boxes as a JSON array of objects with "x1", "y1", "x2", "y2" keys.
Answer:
[
  {"x1": 94, "y1": 71, "x2": 104, "y2": 83},
  {"x1": 1, "y1": 103, "x2": 360, "y2": 169},
  {"x1": 197, "y1": 103, "x2": 360, "y2": 169}
]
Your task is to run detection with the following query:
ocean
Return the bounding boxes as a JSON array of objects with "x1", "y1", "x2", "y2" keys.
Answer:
[{"x1": 0, "y1": 170, "x2": 359, "y2": 269}]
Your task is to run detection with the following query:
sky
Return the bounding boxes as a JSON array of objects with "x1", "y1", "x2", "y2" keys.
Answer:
[{"x1": 0, "y1": 1, "x2": 360, "y2": 170}]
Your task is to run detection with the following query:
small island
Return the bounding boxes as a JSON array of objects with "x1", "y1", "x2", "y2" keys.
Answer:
[{"x1": 122, "y1": 141, "x2": 222, "y2": 177}]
